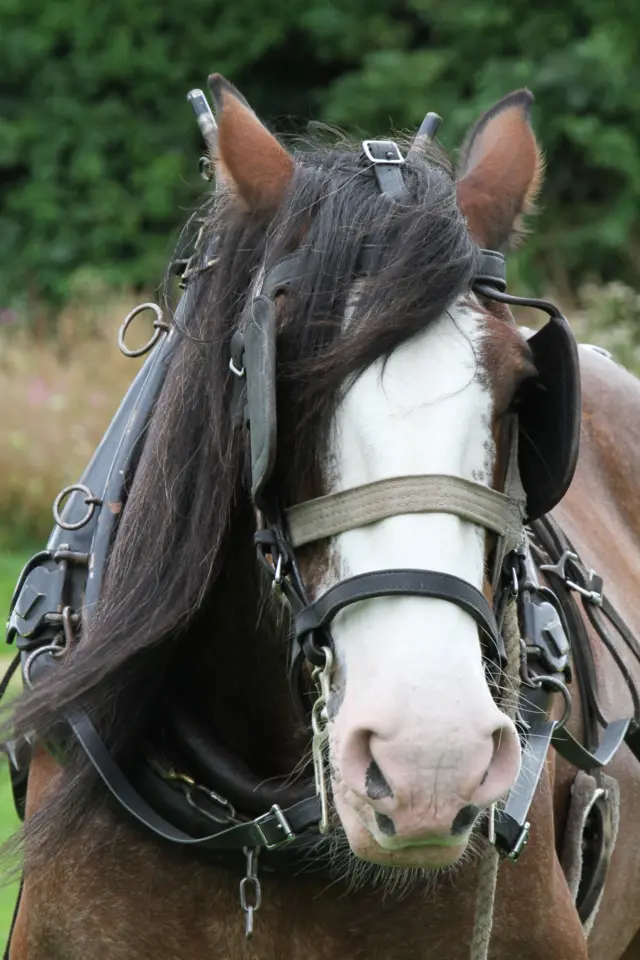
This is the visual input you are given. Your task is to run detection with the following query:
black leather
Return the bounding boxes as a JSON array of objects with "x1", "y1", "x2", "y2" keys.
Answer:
[
  {"x1": 475, "y1": 249, "x2": 507, "y2": 292},
  {"x1": 244, "y1": 295, "x2": 278, "y2": 505},
  {"x1": 167, "y1": 705, "x2": 314, "y2": 815},
  {"x1": 362, "y1": 140, "x2": 409, "y2": 202},
  {"x1": 294, "y1": 568, "x2": 506, "y2": 664},
  {"x1": 491, "y1": 716, "x2": 556, "y2": 858},
  {"x1": 473, "y1": 286, "x2": 582, "y2": 523},
  {"x1": 521, "y1": 316, "x2": 581, "y2": 522},
  {"x1": 65, "y1": 696, "x2": 321, "y2": 851},
  {"x1": 553, "y1": 719, "x2": 631, "y2": 769}
]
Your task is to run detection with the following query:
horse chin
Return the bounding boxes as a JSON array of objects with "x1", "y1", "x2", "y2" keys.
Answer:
[{"x1": 334, "y1": 798, "x2": 470, "y2": 870}]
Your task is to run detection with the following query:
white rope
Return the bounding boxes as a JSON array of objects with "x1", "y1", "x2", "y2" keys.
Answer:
[{"x1": 469, "y1": 599, "x2": 522, "y2": 960}]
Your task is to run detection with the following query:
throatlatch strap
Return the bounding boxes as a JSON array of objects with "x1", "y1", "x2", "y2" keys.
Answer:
[{"x1": 286, "y1": 474, "x2": 525, "y2": 551}]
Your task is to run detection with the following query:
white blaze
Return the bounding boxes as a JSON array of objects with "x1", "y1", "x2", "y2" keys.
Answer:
[{"x1": 323, "y1": 301, "x2": 521, "y2": 860}]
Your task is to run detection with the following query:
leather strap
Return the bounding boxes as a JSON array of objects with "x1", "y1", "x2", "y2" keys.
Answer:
[
  {"x1": 3, "y1": 877, "x2": 23, "y2": 960},
  {"x1": 293, "y1": 569, "x2": 506, "y2": 664},
  {"x1": 492, "y1": 716, "x2": 556, "y2": 857},
  {"x1": 66, "y1": 699, "x2": 321, "y2": 850},
  {"x1": 552, "y1": 719, "x2": 631, "y2": 769},
  {"x1": 531, "y1": 514, "x2": 640, "y2": 765},
  {"x1": 361, "y1": 140, "x2": 409, "y2": 202},
  {"x1": 492, "y1": 418, "x2": 526, "y2": 593},
  {"x1": 475, "y1": 249, "x2": 507, "y2": 292},
  {"x1": 286, "y1": 474, "x2": 525, "y2": 552}
]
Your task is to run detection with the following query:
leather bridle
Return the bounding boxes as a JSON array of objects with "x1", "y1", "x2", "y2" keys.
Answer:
[{"x1": 6, "y1": 126, "x2": 640, "y2": 882}]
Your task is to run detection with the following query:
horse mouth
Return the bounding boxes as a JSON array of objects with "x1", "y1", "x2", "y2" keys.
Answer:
[{"x1": 335, "y1": 802, "x2": 472, "y2": 870}]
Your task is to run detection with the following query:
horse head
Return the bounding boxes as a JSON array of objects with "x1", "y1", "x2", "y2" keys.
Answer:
[{"x1": 201, "y1": 77, "x2": 546, "y2": 868}]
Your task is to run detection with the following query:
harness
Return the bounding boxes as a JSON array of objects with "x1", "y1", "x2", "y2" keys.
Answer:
[{"x1": 5, "y1": 99, "x2": 640, "y2": 951}]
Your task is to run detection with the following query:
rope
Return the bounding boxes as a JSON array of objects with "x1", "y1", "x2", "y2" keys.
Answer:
[{"x1": 469, "y1": 598, "x2": 522, "y2": 960}]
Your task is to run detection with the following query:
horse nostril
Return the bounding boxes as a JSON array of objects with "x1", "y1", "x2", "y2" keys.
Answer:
[
  {"x1": 365, "y1": 759, "x2": 394, "y2": 800},
  {"x1": 375, "y1": 812, "x2": 396, "y2": 836},
  {"x1": 451, "y1": 804, "x2": 480, "y2": 836}
]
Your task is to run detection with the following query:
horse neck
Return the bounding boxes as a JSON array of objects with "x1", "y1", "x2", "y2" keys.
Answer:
[{"x1": 559, "y1": 349, "x2": 640, "y2": 553}]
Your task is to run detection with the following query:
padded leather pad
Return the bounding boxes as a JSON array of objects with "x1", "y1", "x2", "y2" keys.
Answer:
[{"x1": 520, "y1": 316, "x2": 581, "y2": 521}]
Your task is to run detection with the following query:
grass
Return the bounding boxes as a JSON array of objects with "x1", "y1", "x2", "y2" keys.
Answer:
[
  {"x1": 0, "y1": 762, "x2": 20, "y2": 944},
  {"x1": 0, "y1": 552, "x2": 30, "y2": 621},
  {"x1": 0, "y1": 290, "x2": 145, "y2": 548}
]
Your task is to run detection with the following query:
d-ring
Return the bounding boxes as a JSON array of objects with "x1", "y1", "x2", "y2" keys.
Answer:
[
  {"x1": 118, "y1": 303, "x2": 169, "y2": 358},
  {"x1": 53, "y1": 483, "x2": 100, "y2": 531},
  {"x1": 528, "y1": 673, "x2": 573, "y2": 730},
  {"x1": 23, "y1": 644, "x2": 65, "y2": 690}
]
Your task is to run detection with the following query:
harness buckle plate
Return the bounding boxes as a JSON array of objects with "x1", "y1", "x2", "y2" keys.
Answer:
[
  {"x1": 362, "y1": 140, "x2": 404, "y2": 164},
  {"x1": 508, "y1": 822, "x2": 531, "y2": 861},
  {"x1": 253, "y1": 804, "x2": 295, "y2": 850}
]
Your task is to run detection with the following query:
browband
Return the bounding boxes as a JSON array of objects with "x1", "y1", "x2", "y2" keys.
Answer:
[{"x1": 285, "y1": 474, "x2": 525, "y2": 550}]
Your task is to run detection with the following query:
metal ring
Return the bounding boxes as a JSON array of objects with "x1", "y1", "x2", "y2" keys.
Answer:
[
  {"x1": 199, "y1": 156, "x2": 214, "y2": 181},
  {"x1": 23, "y1": 644, "x2": 65, "y2": 690},
  {"x1": 229, "y1": 357, "x2": 245, "y2": 378},
  {"x1": 53, "y1": 484, "x2": 100, "y2": 531},
  {"x1": 239, "y1": 877, "x2": 262, "y2": 912},
  {"x1": 528, "y1": 673, "x2": 573, "y2": 730},
  {"x1": 118, "y1": 303, "x2": 169, "y2": 358}
]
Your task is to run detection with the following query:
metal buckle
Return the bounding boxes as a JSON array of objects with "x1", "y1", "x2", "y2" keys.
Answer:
[
  {"x1": 508, "y1": 822, "x2": 531, "y2": 861},
  {"x1": 253, "y1": 804, "x2": 295, "y2": 850},
  {"x1": 540, "y1": 549, "x2": 603, "y2": 605},
  {"x1": 362, "y1": 140, "x2": 404, "y2": 164}
]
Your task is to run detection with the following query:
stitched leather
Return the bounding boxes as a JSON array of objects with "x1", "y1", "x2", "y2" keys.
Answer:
[
  {"x1": 66, "y1": 695, "x2": 321, "y2": 851},
  {"x1": 286, "y1": 474, "x2": 525, "y2": 550},
  {"x1": 294, "y1": 568, "x2": 506, "y2": 663},
  {"x1": 244, "y1": 295, "x2": 278, "y2": 505}
]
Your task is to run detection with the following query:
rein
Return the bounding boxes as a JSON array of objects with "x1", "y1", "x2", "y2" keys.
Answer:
[{"x1": 4, "y1": 103, "x2": 640, "y2": 958}]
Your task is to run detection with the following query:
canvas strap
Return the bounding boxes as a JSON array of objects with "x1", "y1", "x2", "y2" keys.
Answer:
[{"x1": 286, "y1": 473, "x2": 525, "y2": 553}]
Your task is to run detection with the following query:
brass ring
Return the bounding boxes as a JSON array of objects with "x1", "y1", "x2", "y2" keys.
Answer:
[
  {"x1": 53, "y1": 483, "x2": 100, "y2": 531},
  {"x1": 118, "y1": 302, "x2": 169, "y2": 358}
]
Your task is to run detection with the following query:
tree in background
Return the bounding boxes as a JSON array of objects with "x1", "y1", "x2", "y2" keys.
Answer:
[{"x1": 1, "y1": 0, "x2": 639, "y2": 307}]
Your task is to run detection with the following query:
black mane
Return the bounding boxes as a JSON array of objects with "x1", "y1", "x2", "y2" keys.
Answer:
[{"x1": 9, "y1": 135, "x2": 478, "y2": 848}]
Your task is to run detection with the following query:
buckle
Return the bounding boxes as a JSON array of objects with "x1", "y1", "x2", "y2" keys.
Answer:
[
  {"x1": 253, "y1": 804, "x2": 295, "y2": 850},
  {"x1": 362, "y1": 140, "x2": 404, "y2": 165},
  {"x1": 508, "y1": 822, "x2": 531, "y2": 862}
]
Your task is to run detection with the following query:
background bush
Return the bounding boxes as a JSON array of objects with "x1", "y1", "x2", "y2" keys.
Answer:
[
  {"x1": 2, "y1": 1, "x2": 640, "y2": 545},
  {"x1": 2, "y1": 0, "x2": 640, "y2": 310}
]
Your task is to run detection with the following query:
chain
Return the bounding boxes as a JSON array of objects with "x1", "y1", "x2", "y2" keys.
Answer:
[{"x1": 239, "y1": 846, "x2": 262, "y2": 939}]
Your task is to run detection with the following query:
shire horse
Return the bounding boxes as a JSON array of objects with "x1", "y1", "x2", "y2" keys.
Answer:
[{"x1": 5, "y1": 77, "x2": 640, "y2": 960}]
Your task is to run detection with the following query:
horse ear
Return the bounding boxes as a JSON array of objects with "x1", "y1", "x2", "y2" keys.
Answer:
[
  {"x1": 456, "y1": 90, "x2": 544, "y2": 249},
  {"x1": 208, "y1": 74, "x2": 294, "y2": 215}
]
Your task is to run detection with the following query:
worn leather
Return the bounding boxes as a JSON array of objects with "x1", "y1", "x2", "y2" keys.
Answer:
[
  {"x1": 521, "y1": 315, "x2": 582, "y2": 522},
  {"x1": 294, "y1": 568, "x2": 506, "y2": 665},
  {"x1": 286, "y1": 474, "x2": 525, "y2": 551},
  {"x1": 244, "y1": 295, "x2": 278, "y2": 505}
]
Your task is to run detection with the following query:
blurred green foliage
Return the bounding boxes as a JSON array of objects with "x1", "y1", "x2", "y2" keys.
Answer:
[{"x1": 1, "y1": 0, "x2": 640, "y2": 306}]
